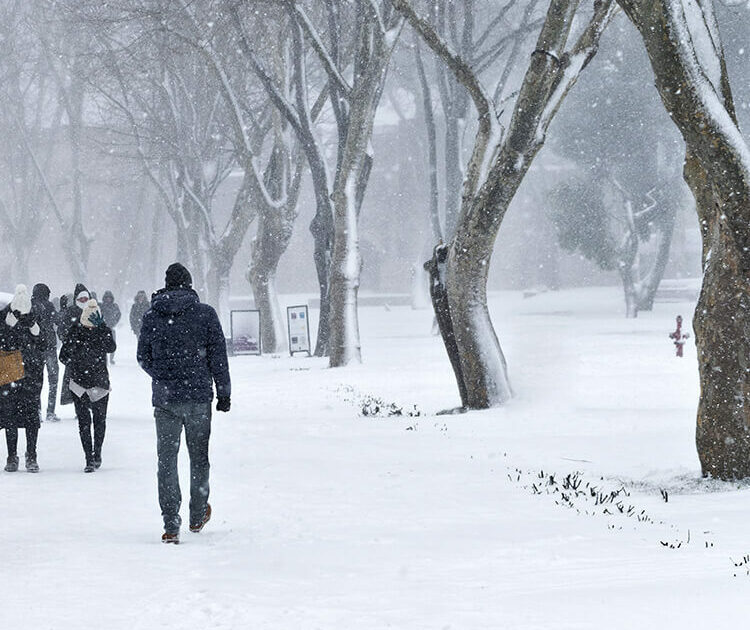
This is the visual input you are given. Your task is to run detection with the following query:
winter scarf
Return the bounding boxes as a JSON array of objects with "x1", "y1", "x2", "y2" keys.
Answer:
[{"x1": 74, "y1": 283, "x2": 90, "y2": 310}]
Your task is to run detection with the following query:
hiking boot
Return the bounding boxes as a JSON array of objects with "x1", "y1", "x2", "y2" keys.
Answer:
[
  {"x1": 189, "y1": 503, "x2": 212, "y2": 533},
  {"x1": 84, "y1": 462, "x2": 96, "y2": 473},
  {"x1": 46, "y1": 412, "x2": 61, "y2": 423},
  {"x1": 93, "y1": 456, "x2": 102, "y2": 470},
  {"x1": 161, "y1": 532, "x2": 180, "y2": 544},
  {"x1": 25, "y1": 454, "x2": 39, "y2": 473},
  {"x1": 4, "y1": 456, "x2": 19, "y2": 472}
]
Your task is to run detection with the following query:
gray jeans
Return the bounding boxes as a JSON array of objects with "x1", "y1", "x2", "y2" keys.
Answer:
[{"x1": 154, "y1": 402, "x2": 211, "y2": 534}]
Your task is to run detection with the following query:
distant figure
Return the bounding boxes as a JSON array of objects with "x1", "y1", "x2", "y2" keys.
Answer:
[
  {"x1": 100, "y1": 291, "x2": 121, "y2": 365},
  {"x1": 58, "y1": 284, "x2": 90, "y2": 406},
  {"x1": 60, "y1": 299, "x2": 116, "y2": 472},
  {"x1": 669, "y1": 315, "x2": 690, "y2": 358},
  {"x1": 137, "y1": 263, "x2": 231, "y2": 544},
  {"x1": 1, "y1": 285, "x2": 47, "y2": 473},
  {"x1": 129, "y1": 290, "x2": 150, "y2": 339},
  {"x1": 31, "y1": 283, "x2": 61, "y2": 422}
]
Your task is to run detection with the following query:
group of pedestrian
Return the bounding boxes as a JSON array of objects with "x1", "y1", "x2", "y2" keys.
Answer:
[
  {"x1": 2, "y1": 263, "x2": 231, "y2": 544},
  {"x1": 1, "y1": 284, "x2": 145, "y2": 472}
]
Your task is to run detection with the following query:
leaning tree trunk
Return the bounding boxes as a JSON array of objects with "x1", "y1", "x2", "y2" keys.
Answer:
[
  {"x1": 446, "y1": 0, "x2": 612, "y2": 407},
  {"x1": 635, "y1": 202, "x2": 676, "y2": 312},
  {"x1": 396, "y1": 0, "x2": 615, "y2": 408},
  {"x1": 617, "y1": 0, "x2": 750, "y2": 478}
]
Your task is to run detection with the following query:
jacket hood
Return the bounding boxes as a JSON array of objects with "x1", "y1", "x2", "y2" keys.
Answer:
[
  {"x1": 151, "y1": 288, "x2": 200, "y2": 316},
  {"x1": 74, "y1": 284, "x2": 89, "y2": 300},
  {"x1": 103, "y1": 290, "x2": 114, "y2": 301},
  {"x1": 135, "y1": 290, "x2": 148, "y2": 301},
  {"x1": 32, "y1": 283, "x2": 50, "y2": 301}
]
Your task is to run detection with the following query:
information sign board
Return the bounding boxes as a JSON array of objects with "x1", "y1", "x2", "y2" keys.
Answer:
[
  {"x1": 287, "y1": 305, "x2": 311, "y2": 356},
  {"x1": 231, "y1": 310, "x2": 261, "y2": 355}
]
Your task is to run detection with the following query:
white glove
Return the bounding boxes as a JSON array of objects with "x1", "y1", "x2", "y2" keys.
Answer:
[
  {"x1": 5, "y1": 311, "x2": 18, "y2": 328},
  {"x1": 29, "y1": 322, "x2": 40, "y2": 337}
]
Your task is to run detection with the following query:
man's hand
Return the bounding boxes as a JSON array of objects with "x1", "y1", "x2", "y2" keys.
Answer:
[{"x1": 216, "y1": 396, "x2": 231, "y2": 413}]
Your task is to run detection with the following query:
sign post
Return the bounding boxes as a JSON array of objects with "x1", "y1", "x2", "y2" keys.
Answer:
[
  {"x1": 230, "y1": 310, "x2": 262, "y2": 355},
  {"x1": 286, "y1": 305, "x2": 311, "y2": 356}
]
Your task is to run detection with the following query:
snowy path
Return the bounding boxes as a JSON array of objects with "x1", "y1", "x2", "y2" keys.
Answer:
[{"x1": 5, "y1": 287, "x2": 750, "y2": 629}]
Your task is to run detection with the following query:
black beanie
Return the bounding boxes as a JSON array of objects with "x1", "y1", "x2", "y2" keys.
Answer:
[
  {"x1": 74, "y1": 283, "x2": 88, "y2": 299},
  {"x1": 165, "y1": 263, "x2": 193, "y2": 290},
  {"x1": 32, "y1": 283, "x2": 50, "y2": 300}
]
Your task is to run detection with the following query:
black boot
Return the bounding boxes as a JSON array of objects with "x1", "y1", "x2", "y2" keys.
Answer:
[
  {"x1": 4, "y1": 455, "x2": 19, "y2": 472},
  {"x1": 25, "y1": 453, "x2": 39, "y2": 473}
]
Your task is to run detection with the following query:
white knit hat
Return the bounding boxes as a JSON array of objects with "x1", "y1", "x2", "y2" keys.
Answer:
[{"x1": 10, "y1": 284, "x2": 31, "y2": 315}]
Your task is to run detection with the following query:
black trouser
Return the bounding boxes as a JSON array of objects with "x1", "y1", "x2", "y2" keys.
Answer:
[
  {"x1": 109, "y1": 329, "x2": 117, "y2": 363},
  {"x1": 44, "y1": 349, "x2": 59, "y2": 416},
  {"x1": 5, "y1": 425, "x2": 39, "y2": 458},
  {"x1": 73, "y1": 393, "x2": 108, "y2": 463}
]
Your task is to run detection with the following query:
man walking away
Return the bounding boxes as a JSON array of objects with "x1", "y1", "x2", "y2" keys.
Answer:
[
  {"x1": 31, "y1": 284, "x2": 60, "y2": 422},
  {"x1": 137, "y1": 263, "x2": 231, "y2": 544},
  {"x1": 100, "y1": 291, "x2": 121, "y2": 365},
  {"x1": 129, "y1": 290, "x2": 150, "y2": 339}
]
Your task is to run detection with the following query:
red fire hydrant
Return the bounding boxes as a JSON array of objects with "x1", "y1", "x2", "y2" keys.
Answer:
[{"x1": 669, "y1": 315, "x2": 690, "y2": 357}]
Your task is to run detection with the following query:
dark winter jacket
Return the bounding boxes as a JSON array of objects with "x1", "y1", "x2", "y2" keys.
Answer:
[
  {"x1": 100, "y1": 291, "x2": 121, "y2": 329},
  {"x1": 59, "y1": 322, "x2": 116, "y2": 390},
  {"x1": 31, "y1": 283, "x2": 58, "y2": 351},
  {"x1": 57, "y1": 284, "x2": 89, "y2": 343},
  {"x1": 0, "y1": 305, "x2": 48, "y2": 429},
  {"x1": 137, "y1": 288, "x2": 230, "y2": 406},
  {"x1": 130, "y1": 291, "x2": 150, "y2": 337}
]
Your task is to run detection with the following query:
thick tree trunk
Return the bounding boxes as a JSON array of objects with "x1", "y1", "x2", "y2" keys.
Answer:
[
  {"x1": 207, "y1": 262, "x2": 231, "y2": 335},
  {"x1": 248, "y1": 204, "x2": 294, "y2": 354},
  {"x1": 617, "y1": 0, "x2": 750, "y2": 478},
  {"x1": 329, "y1": 170, "x2": 363, "y2": 366},
  {"x1": 445, "y1": 160, "x2": 518, "y2": 407}
]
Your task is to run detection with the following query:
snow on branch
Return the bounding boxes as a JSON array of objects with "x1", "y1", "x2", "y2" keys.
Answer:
[
  {"x1": 392, "y1": 0, "x2": 494, "y2": 125},
  {"x1": 536, "y1": 0, "x2": 618, "y2": 141},
  {"x1": 392, "y1": 0, "x2": 498, "y2": 197},
  {"x1": 664, "y1": 0, "x2": 750, "y2": 173},
  {"x1": 283, "y1": 1, "x2": 352, "y2": 96}
]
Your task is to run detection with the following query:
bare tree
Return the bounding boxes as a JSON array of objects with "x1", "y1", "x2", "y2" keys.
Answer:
[
  {"x1": 550, "y1": 175, "x2": 677, "y2": 318},
  {"x1": 616, "y1": 0, "x2": 750, "y2": 479},
  {"x1": 232, "y1": 1, "x2": 405, "y2": 364},
  {"x1": 0, "y1": 3, "x2": 60, "y2": 283},
  {"x1": 395, "y1": 0, "x2": 616, "y2": 407}
]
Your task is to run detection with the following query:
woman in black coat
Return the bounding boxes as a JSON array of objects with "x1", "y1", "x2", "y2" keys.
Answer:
[
  {"x1": 60, "y1": 299, "x2": 116, "y2": 472},
  {"x1": 1, "y1": 285, "x2": 47, "y2": 473}
]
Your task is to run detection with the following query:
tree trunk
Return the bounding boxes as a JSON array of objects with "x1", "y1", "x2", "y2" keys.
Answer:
[
  {"x1": 446, "y1": 168, "x2": 516, "y2": 407},
  {"x1": 248, "y1": 205, "x2": 294, "y2": 354},
  {"x1": 310, "y1": 206, "x2": 333, "y2": 357},
  {"x1": 635, "y1": 202, "x2": 676, "y2": 312},
  {"x1": 617, "y1": 0, "x2": 750, "y2": 478},
  {"x1": 329, "y1": 169, "x2": 363, "y2": 366},
  {"x1": 150, "y1": 200, "x2": 163, "y2": 288}
]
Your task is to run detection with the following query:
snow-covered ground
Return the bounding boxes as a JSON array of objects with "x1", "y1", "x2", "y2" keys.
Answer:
[{"x1": 6, "y1": 286, "x2": 750, "y2": 629}]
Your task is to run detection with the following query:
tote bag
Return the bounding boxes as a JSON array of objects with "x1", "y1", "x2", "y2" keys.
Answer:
[{"x1": 0, "y1": 350, "x2": 24, "y2": 387}]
